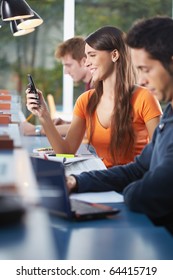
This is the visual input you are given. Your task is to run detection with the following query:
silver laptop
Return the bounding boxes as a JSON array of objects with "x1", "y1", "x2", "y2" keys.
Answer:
[{"x1": 30, "y1": 157, "x2": 120, "y2": 220}]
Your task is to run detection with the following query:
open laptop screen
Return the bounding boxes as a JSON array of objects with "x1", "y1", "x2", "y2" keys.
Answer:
[
  {"x1": 30, "y1": 157, "x2": 120, "y2": 220},
  {"x1": 30, "y1": 157, "x2": 72, "y2": 218}
]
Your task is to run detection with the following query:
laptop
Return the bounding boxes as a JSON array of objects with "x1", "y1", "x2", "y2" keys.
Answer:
[{"x1": 30, "y1": 157, "x2": 120, "y2": 220}]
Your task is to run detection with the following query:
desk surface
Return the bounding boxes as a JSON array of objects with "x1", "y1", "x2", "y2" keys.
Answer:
[
  {"x1": 51, "y1": 210, "x2": 173, "y2": 260},
  {"x1": 19, "y1": 135, "x2": 173, "y2": 260},
  {"x1": 0, "y1": 208, "x2": 58, "y2": 260}
]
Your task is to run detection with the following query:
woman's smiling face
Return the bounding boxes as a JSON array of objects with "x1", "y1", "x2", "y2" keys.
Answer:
[{"x1": 85, "y1": 43, "x2": 115, "y2": 83}]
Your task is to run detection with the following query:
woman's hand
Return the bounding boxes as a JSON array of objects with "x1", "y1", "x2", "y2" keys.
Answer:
[
  {"x1": 26, "y1": 88, "x2": 48, "y2": 118},
  {"x1": 66, "y1": 175, "x2": 78, "y2": 193}
]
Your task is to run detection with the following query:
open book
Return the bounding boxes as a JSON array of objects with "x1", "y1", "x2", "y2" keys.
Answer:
[
  {"x1": 64, "y1": 157, "x2": 106, "y2": 176},
  {"x1": 32, "y1": 144, "x2": 106, "y2": 175},
  {"x1": 44, "y1": 154, "x2": 106, "y2": 176},
  {"x1": 31, "y1": 152, "x2": 106, "y2": 176}
]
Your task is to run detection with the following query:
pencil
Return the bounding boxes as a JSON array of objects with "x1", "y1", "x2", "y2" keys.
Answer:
[{"x1": 25, "y1": 113, "x2": 33, "y2": 122}]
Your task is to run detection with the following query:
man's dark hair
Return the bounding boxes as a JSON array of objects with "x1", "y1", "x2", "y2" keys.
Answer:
[{"x1": 126, "y1": 16, "x2": 173, "y2": 71}]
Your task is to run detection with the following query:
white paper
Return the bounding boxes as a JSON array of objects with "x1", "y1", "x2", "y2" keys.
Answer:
[
  {"x1": 65, "y1": 157, "x2": 106, "y2": 176},
  {"x1": 70, "y1": 191, "x2": 124, "y2": 203},
  {"x1": 46, "y1": 154, "x2": 96, "y2": 164}
]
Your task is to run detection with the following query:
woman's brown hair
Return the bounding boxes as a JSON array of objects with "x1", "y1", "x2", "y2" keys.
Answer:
[{"x1": 85, "y1": 26, "x2": 137, "y2": 164}]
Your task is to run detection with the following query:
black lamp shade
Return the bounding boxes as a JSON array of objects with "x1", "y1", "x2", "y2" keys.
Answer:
[
  {"x1": 1, "y1": 0, "x2": 34, "y2": 21},
  {"x1": 10, "y1": 20, "x2": 35, "y2": 36},
  {"x1": 17, "y1": 10, "x2": 43, "y2": 29}
]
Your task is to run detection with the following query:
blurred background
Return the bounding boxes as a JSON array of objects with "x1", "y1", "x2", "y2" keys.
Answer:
[{"x1": 0, "y1": 0, "x2": 172, "y2": 120}]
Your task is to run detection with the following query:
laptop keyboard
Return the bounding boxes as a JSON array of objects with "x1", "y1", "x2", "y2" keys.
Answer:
[{"x1": 70, "y1": 199, "x2": 109, "y2": 214}]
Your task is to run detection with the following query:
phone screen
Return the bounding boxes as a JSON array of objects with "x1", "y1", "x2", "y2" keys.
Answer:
[{"x1": 27, "y1": 74, "x2": 40, "y2": 103}]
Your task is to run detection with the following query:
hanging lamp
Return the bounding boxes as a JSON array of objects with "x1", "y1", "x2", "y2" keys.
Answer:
[
  {"x1": 17, "y1": 10, "x2": 43, "y2": 29},
  {"x1": 1, "y1": 0, "x2": 34, "y2": 21},
  {"x1": 10, "y1": 20, "x2": 35, "y2": 36}
]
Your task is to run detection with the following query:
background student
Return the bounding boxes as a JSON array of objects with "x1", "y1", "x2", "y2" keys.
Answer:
[
  {"x1": 20, "y1": 36, "x2": 92, "y2": 136},
  {"x1": 26, "y1": 26, "x2": 162, "y2": 168},
  {"x1": 55, "y1": 36, "x2": 92, "y2": 92},
  {"x1": 66, "y1": 16, "x2": 173, "y2": 234}
]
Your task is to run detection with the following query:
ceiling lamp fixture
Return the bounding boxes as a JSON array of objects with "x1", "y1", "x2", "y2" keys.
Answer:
[
  {"x1": 10, "y1": 20, "x2": 35, "y2": 36},
  {"x1": 17, "y1": 10, "x2": 43, "y2": 30},
  {"x1": 1, "y1": 0, "x2": 34, "y2": 21},
  {"x1": 0, "y1": 0, "x2": 43, "y2": 36}
]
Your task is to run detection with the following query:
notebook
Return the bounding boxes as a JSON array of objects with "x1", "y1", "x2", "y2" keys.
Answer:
[{"x1": 30, "y1": 157, "x2": 120, "y2": 220}]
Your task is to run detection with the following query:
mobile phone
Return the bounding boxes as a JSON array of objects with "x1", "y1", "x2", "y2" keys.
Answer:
[{"x1": 27, "y1": 74, "x2": 40, "y2": 104}]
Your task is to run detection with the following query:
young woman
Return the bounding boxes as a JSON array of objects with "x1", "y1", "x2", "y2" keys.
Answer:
[{"x1": 26, "y1": 26, "x2": 162, "y2": 168}]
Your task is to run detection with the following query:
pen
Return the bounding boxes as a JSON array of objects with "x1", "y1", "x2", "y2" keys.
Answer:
[
  {"x1": 25, "y1": 113, "x2": 33, "y2": 122},
  {"x1": 49, "y1": 153, "x2": 75, "y2": 158}
]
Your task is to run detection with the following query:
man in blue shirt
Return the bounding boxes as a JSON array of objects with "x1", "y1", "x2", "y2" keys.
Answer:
[{"x1": 67, "y1": 16, "x2": 173, "y2": 233}]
